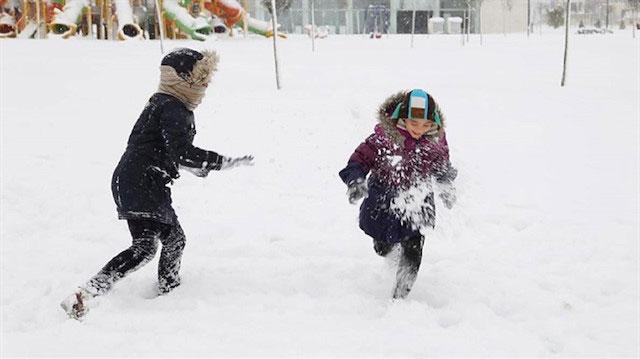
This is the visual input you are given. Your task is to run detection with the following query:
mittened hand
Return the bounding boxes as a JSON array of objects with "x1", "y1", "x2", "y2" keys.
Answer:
[
  {"x1": 439, "y1": 188, "x2": 457, "y2": 209},
  {"x1": 347, "y1": 178, "x2": 368, "y2": 204},
  {"x1": 181, "y1": 166, "x2": 210, "y2": 178},
  {"x1": 220, "y1": 155, "x2": 255, "y2": 170}
]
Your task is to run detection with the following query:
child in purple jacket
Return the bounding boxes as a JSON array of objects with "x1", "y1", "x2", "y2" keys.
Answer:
[{"x1": 339, "y1": 89, "x2": 457, "y2": 299}]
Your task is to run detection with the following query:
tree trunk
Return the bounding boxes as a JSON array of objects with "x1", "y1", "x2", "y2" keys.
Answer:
[
  {"x1": 561, "y1": 0, "x2": 571, "y2": 87},
  {"x1": 310, "y1": 0, "x2": 315, "y2": 51},
  {"x1": 270, "y1": 0, "x2": 281, "y2": 89}
]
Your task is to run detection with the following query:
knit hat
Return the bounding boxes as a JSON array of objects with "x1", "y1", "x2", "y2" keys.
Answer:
[{"x1": 390, "y1": 89, "x2": 441, "y2": 126}]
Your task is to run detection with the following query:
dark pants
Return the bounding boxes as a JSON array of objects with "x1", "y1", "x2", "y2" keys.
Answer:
[
  {"x1": 86, "y1": 219, "x2": 186, "y2": 295},
  {"x1": 374, "y1": 236, "x2": 425, "y2": 299}
]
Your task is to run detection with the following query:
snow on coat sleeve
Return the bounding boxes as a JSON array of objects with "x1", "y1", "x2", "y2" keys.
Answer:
[
  {"x1": 159, "y1": 104, "x2": 223, "y2": 175},
  {"x1": 432, "y1": 131, "x2": 457, "y2": 184},
  {"x1": 339, "y1": 134, "x2": 378, "y2": 185}
]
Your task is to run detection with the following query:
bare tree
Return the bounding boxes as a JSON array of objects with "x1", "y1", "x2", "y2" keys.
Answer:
[
  {"x1": 561, "y1": 0, "x2": 571, "y2": 87},
  {"x1": 527, "y1": 0, "x2": 531, "y2": 36},
  {"x1": 310, "y1": 0, "x2": 316, "y2": 52},
  {"x1": 619, "y1": 0, "x2": 640, "y2": 38},
  {"x1": 154, "y1": 0, "x2": 165, "y2": 54},
  {"x1": 269, "y1": 0, "x2": 281, "y2": 89}
]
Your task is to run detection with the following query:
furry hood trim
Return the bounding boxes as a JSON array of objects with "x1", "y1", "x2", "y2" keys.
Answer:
[
  {"x1": 157, "y1": 50, "x2": 219, "y2": 111},
  {"x1": 376, "y1": 90, "x2": 447, "y2": 147},
  {"x1": 183, "y1": 49, "x2": 219, "y2": 86}
]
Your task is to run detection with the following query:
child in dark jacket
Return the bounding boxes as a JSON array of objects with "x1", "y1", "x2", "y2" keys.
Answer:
[
  {"x1": 61, "y1": 48, "x2": 254, "y2": 319},
  {"x1": 339, "y1": 89, "x2": 457, "y2": 299}
]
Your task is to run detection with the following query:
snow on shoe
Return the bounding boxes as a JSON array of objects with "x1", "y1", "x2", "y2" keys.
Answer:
[{"x1": 60, "y1": 288, "x2": 94, "y2": 319}]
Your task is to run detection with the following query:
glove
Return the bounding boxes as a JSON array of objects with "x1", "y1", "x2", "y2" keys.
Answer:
[
  {"x1": 347, "y1": 178, "x2": 368, "y2": 204},
  {"x1": 182, "y1": 155, "x2": 254, "y2": 178},
  {"x1": 181, "y1": 165, "x2": 210, "y2": 178},
  {"x1": 219, "y1": 155, "x2": 254, "y2": 170},
  {"x1": 439, "y1": 186, "x2": 456, "y2": 209}
]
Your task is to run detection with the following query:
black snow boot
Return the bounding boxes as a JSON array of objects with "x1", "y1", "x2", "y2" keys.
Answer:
[{"x1": 392, "y1": 236, "x2": 424, "y2": 299}]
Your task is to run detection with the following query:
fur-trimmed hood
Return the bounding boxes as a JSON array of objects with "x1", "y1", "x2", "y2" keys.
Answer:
[
  {"x1": 376, "y1": 90, "x2": 447, "y2": 147},
  {"x1": 182, "y1": 49, "x2": 219, "y2": 86},
  {"x1": 158, "y1": 49, "x2": 219, "y2": 111}
]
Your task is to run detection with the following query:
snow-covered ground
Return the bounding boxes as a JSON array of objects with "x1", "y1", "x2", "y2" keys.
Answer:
[{"x1": 1, "y1": 32, "x2": 638, "y2": 356}]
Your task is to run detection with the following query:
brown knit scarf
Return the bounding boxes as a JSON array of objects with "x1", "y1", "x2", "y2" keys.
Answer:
[{"x1": 157, "y1": 50, "x2": 219, "y2": 111}]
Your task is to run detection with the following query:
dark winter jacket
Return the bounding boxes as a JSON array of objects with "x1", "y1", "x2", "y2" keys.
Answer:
[
  {"x1": 339, "y1": 92, "x2": 456, "y2": 244},
  {"x1": 111, "y1": 93, "x2": 222, "y2": 224}
]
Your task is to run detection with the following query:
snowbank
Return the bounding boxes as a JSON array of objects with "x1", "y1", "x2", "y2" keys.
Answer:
[{"x1": 1, "y1": 33, "x2": 638, "y2": 356}]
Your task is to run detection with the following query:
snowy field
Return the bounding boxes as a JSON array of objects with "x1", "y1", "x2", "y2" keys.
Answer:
[{"x1": 1, "y1": 32, "x2": 639, "y2": 356}]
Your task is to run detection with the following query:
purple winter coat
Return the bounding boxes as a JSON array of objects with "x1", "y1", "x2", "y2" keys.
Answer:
[{"x1": 339, "y1": 92, "x2": 456, "y2": 244}]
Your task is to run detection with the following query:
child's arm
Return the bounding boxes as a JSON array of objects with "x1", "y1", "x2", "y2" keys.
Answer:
[
  {"x1": 432, "y1": 132, "x2": 457, "y2": 184},
  {"x1": 432, "y1": 132, "x2": 457, "y2": 209},
  {"x1": 339, "y1": 135, "x2": 377, "y2": 185},
  {"x1": 159, "y1": 106, "x2": 253, "y2": 178},
  {"x1": 339, "y1": 135, "x2": 378, "y2": 204},
  {"x1": 159, "y1": 106, "x2": 223, "y2": 177}
]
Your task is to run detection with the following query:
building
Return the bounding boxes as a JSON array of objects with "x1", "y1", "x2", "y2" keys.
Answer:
[
  {"x1": 245, "y1": 0, "x2": 531, "y2": 34},
  {"x1": 544, "y1": 0, "x2": 633, "y2": 27},
  {"x1": 477, "y1": 0, "x2": 528, "y2": 34}
]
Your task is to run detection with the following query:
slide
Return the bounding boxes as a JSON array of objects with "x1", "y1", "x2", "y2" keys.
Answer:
[
  {"x1": 49, "y1": 0, "x2": 88, "y2": 38},
  {"x1": 205, "y1": 0, "x2": 285, "y2": 38},
  {"x1": 17, "y1": 21, "x2": 38, "y2": 38},
  {"x1": 0, "y1": 12, "x2": 16, "y2": 38},
  {"x1": 113, "y1": 0, "x2": 143, "y2": 39},
  {"x1": 162, "y1": 0, "x2": 212, "y2": 41}
]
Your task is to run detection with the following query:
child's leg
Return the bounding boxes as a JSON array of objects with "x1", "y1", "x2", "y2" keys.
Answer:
[
  {"x1": 373, "y1": 239, "x2": 396, "y2": 257},
  {"x1": 392, "y1": 235, "x2": 425, "y2": 299},
  {"x1": 157, "y1": 222, "x2": 186, "y2": 294},
  {"x1": 84, "y1": 219, "x2": 166, "y2": 295}
]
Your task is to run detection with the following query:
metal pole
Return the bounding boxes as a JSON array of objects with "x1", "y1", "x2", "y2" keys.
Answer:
[
  {"x1": 242, "y1": 0, "x2": 248, "y2": 37},
  {"x1": 270, "y1": 0, "x2": 281, "y2": 89},
  {"x1": 106, "y1": 0, "x2": 113, "y2": 40},
  {"x1": 527, "y1": 0, "x2": 531, "y2": 37},
  {"x1": 410, "y1": 0, "x2": 416, "y2": 48},
  {"x1": 154, "y1": 0, "x2": 165, "y2": 54},
  {"x1": 561, "y1": 0, "x2": 571, "y2": 87},
  {"x1": 311, "y1": 0, "x2": 315, "y2": 52},
  {"x1": 35, "y1": 0, "x2": 41, "y2": 38},
  {"x1": 86, "y1": 5, "x2": 93, "y2": 38}
]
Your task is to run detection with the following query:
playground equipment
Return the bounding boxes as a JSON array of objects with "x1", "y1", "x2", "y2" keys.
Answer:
[
  {"x1": 49, "y1": 0, "x2": 144, "y2": 39},
  {"x1": 0, "y1": 12, "x2": 16, "y2": 37},
  {"x1": 2, "y1": 0, "x2": 284, "y2": 40},
  {"x1": 162, "y1": 0, "x2": 212, "y2": 40},
  {"x1": 6, "y1": 0, "x2": 49, "y2": 38},
  {"x1": 114, "y1": 0, "x2": 143, "y2": 39},
  {"x1": 48, "y1": 0, "x2": 88, "y2": 37},
  {"x1": 204, "y1": 0, "x2": 283, "y2": 38}
]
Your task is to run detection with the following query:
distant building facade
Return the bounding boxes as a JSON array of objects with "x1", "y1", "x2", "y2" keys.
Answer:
[{"x1": 245, "y1": 0, "x2": 532, "y2": 34}]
